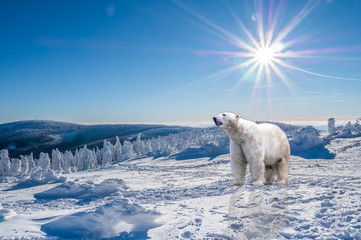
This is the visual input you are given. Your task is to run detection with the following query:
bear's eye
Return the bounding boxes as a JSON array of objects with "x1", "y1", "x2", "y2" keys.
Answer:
[{"x1": 222, "y1": 114, "x2": 226, "y2": 117}]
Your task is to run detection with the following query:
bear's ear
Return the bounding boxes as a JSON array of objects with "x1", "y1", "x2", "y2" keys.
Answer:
[{"x1": 236, "y1": 114, "x2": 240, "y2": 119}]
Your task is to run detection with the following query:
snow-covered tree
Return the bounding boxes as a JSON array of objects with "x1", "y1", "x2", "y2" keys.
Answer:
[
  {"x1": 0, "y1": 149, "x2": 11, "y2": 177},
  {"x1": 51, "y1": 149, "x2": 63, "y2": 172},
  {"x1": 338, "y1": 121, "x2": 353, "y2": 137},
  {"x1": 151, "y1": 137, "x2": 162, "y2": 153},
  {"x1": 122, "y1": 141, "x2": 136, "y2": 160},
  {"x1": 90, "y1": 150, "x2": 98, "y2": 169},
  {"x1": 72, "y1": 149, "x2": 80, "y2": 172},
  {"x1": 38, "y1": 152, "x2": 51, "y2": 170},
  {"x1": 103, "y1": 139, "x2": 115, "y2": 161},
  {"x1": 77, "y1": 145, "x2": 97, "y2": 170},
  {"x1": 144, "y1": 139, "x2": 153, "y2": 155},
  {"x1": 95, "y1": 147, "x2": 103, "y2": 165},
  {"x1": 20, "y1": 155, "x2": 29, "y2": 175},
  {"x1": 77, "y1": 146, "x2": 87, "y2": 171},
  {"x1": 114, "y1": 137, "x2": 123, "y2": 162},
  {"x1": 9, "y1": 158, "x2": 22, "y2": 176},
  {"x1": 62, "y1": 151, "x2": 73, "y2": 174},
  {"x1": 328, "y1": 118, "x2": 336, "y2": 135},
  {"x1": 353, "y1": 117, "x2": 361, "y2": 133},
  {"x1": 102, "y1": 140, "x2": 113, "y2": 165},
  {"x1": 133, "y1": 133, "x2": 145, "y2": 156},
  {"x1": 27, "y1": 153, "x2": 36, "y2": 173}
]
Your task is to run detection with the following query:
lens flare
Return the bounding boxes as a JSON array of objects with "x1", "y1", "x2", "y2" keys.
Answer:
[
  {"x1": 175, "y1": 0, "x2": 360, "y2": 89},
  {"x1": 254, "y1": 46, "x2": 276, "y2": 64},
  {"x1": 174, "y1": 0, "x2": 361, "y2": 119}
]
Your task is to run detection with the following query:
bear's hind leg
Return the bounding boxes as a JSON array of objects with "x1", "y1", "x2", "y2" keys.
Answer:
[
  {"x1": 276, "y1": 157, "x2": 289, "y2": 185},
  {"x1": 264, "y1": 165, "x2": 277, "y2": 185}
]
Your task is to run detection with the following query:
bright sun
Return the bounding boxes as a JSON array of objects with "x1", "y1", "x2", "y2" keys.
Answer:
[
  {"x1": 177, "y1": 0, "x2": 361, "y2": 97},
  {"x1": 254, "y1": 46, "x2": 276, "y2": 64}
]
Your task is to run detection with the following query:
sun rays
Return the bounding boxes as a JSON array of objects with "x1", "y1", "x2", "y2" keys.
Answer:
[
  {"x1": 176, "y1": 0, "x2": 361, "y2": 94},
  {"x1": 170, "y1": 0, "x2": 361, "y2": 121}
]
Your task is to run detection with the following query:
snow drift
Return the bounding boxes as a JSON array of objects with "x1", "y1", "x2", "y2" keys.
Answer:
[
  {"x1": 41, "y1": 199, "x2": 161, "y2": 239},
  {"x1": 34, "y1": 179, "x2": 127, "y2": 199},
  {"x1": 290, "y1": 126, "x2": 322, "y2": 152},
  {"x1": 10, "y1": 169, "x2": 66, "y2": 190}
]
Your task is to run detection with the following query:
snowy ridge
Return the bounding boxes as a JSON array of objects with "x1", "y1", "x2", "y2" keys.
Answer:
[
  {"x1": 0, "y1": 120, "x2": 192, "y2": 159},
  {"x1": 0, "y1": 123, "x2": 303, "y2": 179}
]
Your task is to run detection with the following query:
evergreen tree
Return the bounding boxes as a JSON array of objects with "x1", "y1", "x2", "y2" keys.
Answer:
[
  {"x1": 72, "y1": 149, "x2": 80, "y2": 172},
  {"x1": 62, "y1": 151, "x2": 73, "y2": 173},
  {"x1": 133, "y1": 133, "x2": 145, "y2": 156},
  {"x1": 78, "y1": 146, "x2": 87, "y2": 171},
  {"x1": 122, "y1": 141, "x2": 136, "y2": 160},
  {"x1": 0, "y1": 149, "x2": 11, "y2": 177},
  {"x1": 28, "y1": 153, "x2": 36, "y2": 174},
  {"x1": 102, "y1": 140, "x2": 113, "y2": 165},
  {"x1": 9, "y1": 158, "x2": 22, "y2": 176},
  {"x1": 20, "y1": 155, "x2": 29, "y2": 175},
  {"x1": 90, "y1": 150, "x2": 98, "y2": 169},
  {"x1": 38, "y1": 152, "x2": 51, "y2": 170},
  {"x1": 51, "y1": 149, "x2": 63, "y2": 171},
  {"x1": 95, "y1": 147, "x2": 103, "y2": 165},
  {"x1": 114, "y1": 136, "x2": 123, "y2": 162},
  {"x1": 144, "y1": 139, "x2": 153, "y2": 155}
]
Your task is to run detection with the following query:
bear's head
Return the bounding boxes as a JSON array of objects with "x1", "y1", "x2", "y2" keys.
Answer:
[{"x1": 213, "y1": 112, "x2": 240, "y2": 130}]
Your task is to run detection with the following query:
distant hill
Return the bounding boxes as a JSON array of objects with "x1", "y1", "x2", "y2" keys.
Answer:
[{"x1": 0, "y1": 120, "x2": 193, "y2": 158}]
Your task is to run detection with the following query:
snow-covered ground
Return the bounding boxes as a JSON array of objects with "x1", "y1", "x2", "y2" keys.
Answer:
[{"x1": 1, "y1": 136, "x2": 361, "y2": 239}]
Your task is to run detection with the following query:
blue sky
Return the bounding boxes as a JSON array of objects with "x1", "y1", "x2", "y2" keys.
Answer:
[{"x1": 1, "y1": 0, "x2": 361, "y2": 125}]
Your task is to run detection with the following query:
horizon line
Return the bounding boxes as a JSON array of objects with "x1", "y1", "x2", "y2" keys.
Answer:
[{"x1": 0, "y1": 115, "x2": 360, "y2": 127}]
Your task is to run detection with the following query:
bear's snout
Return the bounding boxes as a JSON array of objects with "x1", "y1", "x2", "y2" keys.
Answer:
[{"x1": 213, "y1": 117, "x2": 223, "y2": 126}]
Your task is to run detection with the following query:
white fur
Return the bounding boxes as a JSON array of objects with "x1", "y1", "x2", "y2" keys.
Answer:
[{"x1": 213, "y1": 112, "x2": 290, "y2": 185}]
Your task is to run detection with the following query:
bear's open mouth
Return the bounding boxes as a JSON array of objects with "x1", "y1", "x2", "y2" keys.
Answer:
[
  {"x1": 214, "y1": 120, "x2": 223, "y2": 126},
  {"x1": 213, "y1": 117, "x2": 223, "y2": 126}
]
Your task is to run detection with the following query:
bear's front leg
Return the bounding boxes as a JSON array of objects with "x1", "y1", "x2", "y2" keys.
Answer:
[
  {"x1": 230, "y1": 159, "x2": 247, "y2": 186},
  {"x1": 230, "y1": 140, "x2": 247, "y2": 185},
  {"x1": 246, "y1": 149, "x2": 265, "y2": 185}
]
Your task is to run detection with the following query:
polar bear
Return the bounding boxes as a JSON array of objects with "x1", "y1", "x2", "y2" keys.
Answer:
[{"x1": 213, "y1": 112, "x2": 290, "y2": 185}]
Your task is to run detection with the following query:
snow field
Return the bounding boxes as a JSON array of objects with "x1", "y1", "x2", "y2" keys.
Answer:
[{"x1": 0, "y1": 136, "x2": 361, "y2": 239}]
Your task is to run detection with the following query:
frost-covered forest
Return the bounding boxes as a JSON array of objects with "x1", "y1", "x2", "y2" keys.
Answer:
[
  {"x1": 2, "y1": 118, "x2": 361, "y2": 180},
  {"x1": 0, "y1": 127, "x2": 228, "y2": 178}
]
